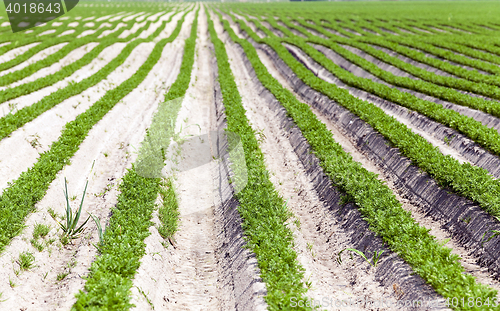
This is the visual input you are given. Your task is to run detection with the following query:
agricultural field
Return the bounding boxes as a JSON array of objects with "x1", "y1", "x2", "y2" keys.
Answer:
[{"x1": 2, "y1": 0, "x2": 500, "y2": 310}]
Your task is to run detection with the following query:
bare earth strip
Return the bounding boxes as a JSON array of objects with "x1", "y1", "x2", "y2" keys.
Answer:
[
  {"x1": 0, "y1": 19, "x2": 188, "y2": 311},
  {"x1": 130, "y1": 8, "x2": 223, "y2": 311}
]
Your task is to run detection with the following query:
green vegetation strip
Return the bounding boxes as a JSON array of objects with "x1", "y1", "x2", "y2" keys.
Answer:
[
  {"x1": 72, "y1": 10, "x2": 197, "y2": 310},
  {"x1": 293, "y1": 17, "x2": 500, "y2": 104},
  {"x1": 0, "y1": 16, "x2": 152, "y2": 103},
  {"x1": 222, "y1": 13, "x2": 498, "y2": 309},
  {"x1": 247, "y1": 16, "x2": 500, "y2": 219},
  {"x1": 0, "y1": 21, "x2": 104, "y2": 72},
  {"x1": 260, "y1": 16, "x2": 500, "y2": 155},
  {"x1": 0, "y1": 19, "x2": 126, "y2": 87},
  {"x1": 0, "y1": 11, "x2": 187, "y2": 254},
  {"x1": 209, "y1": 11, "x2": 310, "y2": 310},
  {"x1": 385, "y1": 36, "x2": 500, "y2": 76},
  {"x1": 0, "y1": 12, "x2": 177, "y2": 141}
]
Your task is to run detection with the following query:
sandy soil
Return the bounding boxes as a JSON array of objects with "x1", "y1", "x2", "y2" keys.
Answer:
[
  {"x1": 0, "y1": 15, "x2": 188, "y2": 311},
  {"x1": 130, "y1": 8, "x2": 221, "y2": 311},
  {"x1": 58, "y1": 30, "x2": 76, "y2": 37}
]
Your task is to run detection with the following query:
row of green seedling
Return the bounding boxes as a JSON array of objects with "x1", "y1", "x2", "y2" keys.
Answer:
[
  {"x1": 222, "y1": 12, "x2": 498, "y2": 310},
  {"x1": 0, "y1": 9, "x2": 188, "y2": 254},
  {"x1": 286, "y1": 18, "x2": 500, "y2": 124},
  {"x1": 73, "y1": 9, "x2": 197, "y2": 310},
  {"x1": 0, "y1": 9, "x2": 172, "y2": 95},
  {"x1": 208, "y1": 10, "x2": 311, "y2": 310},
  {"x1": 0, "y1": 10, "x2": 181, "y2": 141}
]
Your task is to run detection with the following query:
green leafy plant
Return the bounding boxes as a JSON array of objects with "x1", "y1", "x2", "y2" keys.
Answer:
[
  {"x1": 89, "y1": 213, "x2": 104, "y2": 249},
  {"x1": 57, "y1": 177, "x2": 91, "y2": 240},
  {"x1": 30, "y1": 239, "x2": 44, "y2": 252},
  {"x1": 481, "y1": 230, "x2": 500, "y2": 247},
  {"x1": 9, "y1": 277, "x2": 16, "y2": 288},
  {"x1": 33, "y1": 223, "x2": 50, "y2": 239},
  {"x1": 337, "y1": 248, "x2": 384, "y2": 268},
  {"x1": 136, "y1": 286, "x2": 154, "y2": 310},
  {"x1": 17, "y1": 251, "x2": 35, "y2": 271},
  {"x1": 57, "y1": 271, "x2": 69, "y2": 282},
  {"x1": 47, "y1": 208, "x2": 60, "y2": 221}
]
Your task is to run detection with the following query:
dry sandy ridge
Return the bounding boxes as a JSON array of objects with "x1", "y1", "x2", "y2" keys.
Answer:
[
  {"x1": 0, "y1": 10, "x2": 190, "y2": 311},
  {"x1": 130, "y1": 8, "x2": 222, "y2": 311}
]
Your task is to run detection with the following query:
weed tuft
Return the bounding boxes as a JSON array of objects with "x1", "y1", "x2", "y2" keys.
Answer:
[{"x1": 17, "y1": 251, "x2": 35, "y2": 271}]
